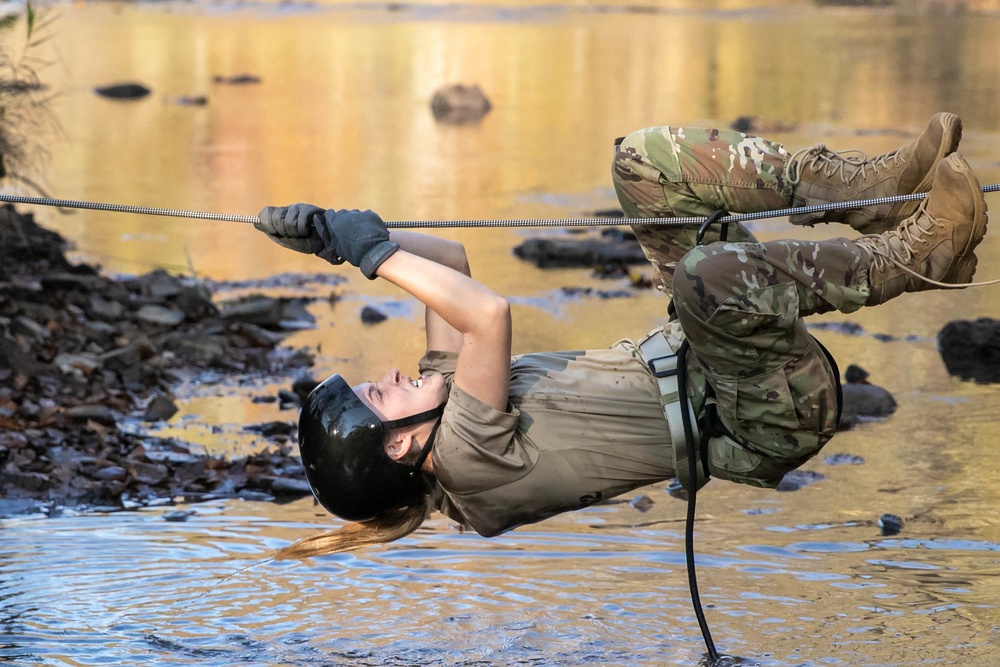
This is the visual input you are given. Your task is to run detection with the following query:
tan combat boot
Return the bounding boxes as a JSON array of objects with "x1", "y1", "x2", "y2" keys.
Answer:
[
  {"x1": 854, "y1": 153, "x2": 987, "y2": 306},
  {"x1": 785, "y1": 112, "x2": 963, "y2": 233}
]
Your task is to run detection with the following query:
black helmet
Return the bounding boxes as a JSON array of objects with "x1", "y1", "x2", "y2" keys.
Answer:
[{"x1": 298, "y1": 374, "x2": 445, "y2": 522}]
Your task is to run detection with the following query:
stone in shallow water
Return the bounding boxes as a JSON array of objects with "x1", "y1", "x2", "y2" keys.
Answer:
[
  {"x1": 878, "y1": 513, "x2": 904, "y2": 536},
  {"x1": 775, "y1": 469, "x2": 827, "y2": 492}
]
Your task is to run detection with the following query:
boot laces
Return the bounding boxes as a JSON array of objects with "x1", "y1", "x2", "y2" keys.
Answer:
[
  {"x1": 855, "y1": 200, "x2": 943, "y2": 272},
  {"x1": 787, "y1": 145, "x2": 903, "y2": 187}
]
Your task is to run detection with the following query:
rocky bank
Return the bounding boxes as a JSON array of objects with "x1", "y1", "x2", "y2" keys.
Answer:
[{"x1": 0, "y1": 206, "x2": 318, "y2": 516}]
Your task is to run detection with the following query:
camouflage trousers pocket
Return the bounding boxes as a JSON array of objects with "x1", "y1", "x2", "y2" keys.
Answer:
[
  {"x1": 708, "y1": 359, "x2": 810, "y2": 463},
  {"x1": 705, "y1": 435, "x2": 787, "y2": 488}
]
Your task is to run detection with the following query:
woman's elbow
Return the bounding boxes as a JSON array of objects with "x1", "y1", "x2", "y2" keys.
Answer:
[{"x1": 480, "y1": 294, "x2": 511, "y2": 330}]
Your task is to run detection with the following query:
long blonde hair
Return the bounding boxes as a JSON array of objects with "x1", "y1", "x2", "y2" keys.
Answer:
[{"x1": 273, "y1": 495, "x2": 434, "y2": 561}]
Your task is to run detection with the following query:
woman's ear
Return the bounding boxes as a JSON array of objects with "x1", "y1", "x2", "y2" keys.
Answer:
[{"x1": 384, "y1": 432, "x2": 412, "y2": 461}]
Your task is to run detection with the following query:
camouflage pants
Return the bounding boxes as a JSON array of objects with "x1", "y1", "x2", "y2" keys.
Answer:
[{"x1": 612, "y1": 126, "x2": 872, "y2": 487}]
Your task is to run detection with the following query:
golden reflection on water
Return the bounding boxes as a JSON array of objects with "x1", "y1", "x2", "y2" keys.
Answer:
[{"x1": 8, "y1": 3, "x2": 1000, "y2": 661}]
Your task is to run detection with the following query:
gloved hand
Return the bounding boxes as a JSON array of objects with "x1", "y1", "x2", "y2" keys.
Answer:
[
  {"x1": 255, "y1": 204, "x2": 326, "y2": 254},
  {"x1": 314, "y1": 209, "x2": 399, "y2": 280}
]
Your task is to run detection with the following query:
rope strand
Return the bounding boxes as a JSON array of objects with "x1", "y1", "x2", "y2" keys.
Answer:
[{"x1": 1, "y1": 184, "x2": 998, "y2": 229}]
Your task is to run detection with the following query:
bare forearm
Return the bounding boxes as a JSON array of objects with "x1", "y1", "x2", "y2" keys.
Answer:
[
  {"x1": 375, "y1": 250, "x2": 507, "y2": 337},
  {"x1": 389, "y1": 231, "x2": 470, "y2": 276}
]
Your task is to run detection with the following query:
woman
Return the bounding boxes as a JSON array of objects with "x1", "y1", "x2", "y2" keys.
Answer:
[{"x1": 255, "y1": 113, "x2": 987, "y2": 559}]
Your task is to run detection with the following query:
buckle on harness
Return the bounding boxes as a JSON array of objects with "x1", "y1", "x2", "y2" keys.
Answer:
[{"x1": 646, "y1": 354, "x2": 679, "y2": 379}]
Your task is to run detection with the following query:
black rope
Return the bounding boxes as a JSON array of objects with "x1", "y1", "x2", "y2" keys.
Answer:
[{"x1": 676, "y1": 339, "x2": 720, "y2": 664}]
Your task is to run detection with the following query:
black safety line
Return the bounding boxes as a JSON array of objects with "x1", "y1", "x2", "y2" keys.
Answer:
[{"x1": 676, "y1": 339, "x2": 720, "y2": 664}]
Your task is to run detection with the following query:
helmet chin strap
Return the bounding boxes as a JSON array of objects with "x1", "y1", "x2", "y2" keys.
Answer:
[
  {"x1": 410, "y1": 417, "x2": 443, "y2": 474},
  {"x1": 380, "y1": 403, "x2": 446, "y2": 476}
]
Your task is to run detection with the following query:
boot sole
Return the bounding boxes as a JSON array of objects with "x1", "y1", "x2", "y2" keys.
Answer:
[
  {"x1": 886, "y1": 112, "x2": 963, "y2": 226},
  {"x1": 943, "y1": 154, "x2": 988, "y2": 284}
]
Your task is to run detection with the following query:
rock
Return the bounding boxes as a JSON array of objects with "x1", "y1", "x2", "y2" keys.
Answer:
[
  {"x1": 775, "y1": 469, "x2": 826, "y2": 492},
  {"x1": 1, "y1": 469, "x2": 49, "y2": 491},
  {"x1": 878, "y1": 513, "x2": 904, "y2": 536},
  {"x1": 127, "y1": 460, "x2": 170, "y2": 486},
  {"x1": 54, "y1": 353, "x2": 100, "y2": 375},
  {"x1": 220, "y1": 295, "x2": 315, "y2": 330},
  {"x1": 430, "y1": 84, "x2": 492, "y2": 125},
  {"x1": 93, "y1": 466, "x2": 128, "y2": 482},
  {"x1": 132, "y1": 269, "x2": 185, "y2": 298},
  {"x1": 64, "y1": 405, "x2": 116, "y2": 426},
  {"x1": 163, "y1": 510, "x2": 195, "y2": 522},
  {"x1": 87, "y1": 295, "x2": 125, "y2": 320},
  {"x1": 212, "y1": 74, "x2": 261, "y2": 85},
  {"x1": 143, "y1": 394, "x2": 179, "y2": 422},
  {"x1": 630, "y1": 495, "x2": 655, "y2": 512},
  {"x1": 175, "y1": 96, "x2": 208, "y2": 106},
  {"x1": 938, "y1": 317, "x2": 1000, "y2": 383},
  {"x1": 0, "y1": 206, "x2": 316, "y2": 514},
  {"x1": 136, "y1": 304, "x2": 186, "y2": 326},
  {"x1": 244, "y1": 421, "x2": 296, "y2": 438},
  {"x1": 360, "y1": 305, "x2": 388, "y2": 324},
  {"x1": 292, "y1": 376, "x2": 319, "y2": 401},
  {"x1": 513, "y1": 234, "x2": 648, "y2": 269},
  {"x1": 94, "y1": 82, "x2": 151, "y2": 100},
  {"x1": 729, "y1": 116, "x2": 798, "y2": 134},
  {"x1": 269, "y1": 477, "x2": 312, "y2": 496},
  {"x1": 823, "y1": 453, "x2": 865, "y2": 466}
]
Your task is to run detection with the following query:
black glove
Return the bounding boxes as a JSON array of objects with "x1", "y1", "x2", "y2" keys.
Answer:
[
  {"x1": 255, "y1": 204, "x2": 326, "y2": 254},
  {"x1": 314, "y1": 209, "x2": 399, "y2": 279}
]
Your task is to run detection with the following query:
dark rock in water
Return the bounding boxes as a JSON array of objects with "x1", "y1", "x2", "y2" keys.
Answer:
[
  {"x1": 212, "y1": 74, "x2": 261, "y2": 85},
  {"x1": 630, "y1": 494, "x2": 655, "y2": 512},
  {"x1": 220, "y1": 295, "x2": 315, "y2": 330},
  {"x1": 838, "y1": 364, "x2": 896, "y2": 430},
  {"x1": 143, "y1": 394, "x2": 179, "y2": 422},
  {"x1": 808, "y1": 321, "x2": 865, "y2": 336},
  {"x1": 513, "y1": 233, "x2": 647, "y2": 269},
  {"x1": 823, "y1": 453, "x2": 865, "y2": 466},
  {"x1": 729, "y1": 116, "x2": 797, "y2": 134},
  {"x1": 360, "y1": 305, "x2": 388, "y2": 324},
  {"x1": 775, "y1": 469, "x2": 826, "y2": 492},
  {"x1": 244, "y1": 421, "x2": 296, "y2": 438},
  {"x1": 94, "y1": 83, "x2": 151, "y2": 100},
  {"x1": 292, "y1": 376, "x2": 319, "y2": 401},
  {"x1": 269, "y1": 477, "x2": 312, "y2": 496},
  {"x1": 430, "y1": 83, "x2": 492, "y2": 125},
  {"x1": 175, "y1": 95, "x2": 208, "y2": 106},
  {"x1": 878, "y1": 513, "x2": 904, "y2": 536},
  {"x1": 559, "y1": 286, "x2": 632, "y2": 300},
  {"x1": 938, "y1": 317, "x2": 1000, "y2": 383}
]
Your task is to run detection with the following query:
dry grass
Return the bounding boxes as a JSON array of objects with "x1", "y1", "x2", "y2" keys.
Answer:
[{"x1": 0, "y1": 4, "x2": 59, "y2": 193}]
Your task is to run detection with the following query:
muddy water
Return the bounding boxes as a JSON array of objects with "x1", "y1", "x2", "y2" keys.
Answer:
[{"x1": 3, "y1": 1, "x2": 1000, "y2": 664}]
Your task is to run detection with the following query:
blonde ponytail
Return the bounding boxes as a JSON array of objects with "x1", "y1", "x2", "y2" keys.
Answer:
[{"x1": 273, "y1": 496, "x2": 433, "y2": 561}]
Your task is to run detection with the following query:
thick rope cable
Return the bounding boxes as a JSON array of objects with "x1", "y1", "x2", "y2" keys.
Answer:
[{"x1": 2, "y1": 184, "x2": 998, "y2": 229}]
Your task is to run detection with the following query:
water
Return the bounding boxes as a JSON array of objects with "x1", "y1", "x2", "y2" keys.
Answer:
[{"x1": 3, "y1": 0, "x2": 1000, "y2": 664}]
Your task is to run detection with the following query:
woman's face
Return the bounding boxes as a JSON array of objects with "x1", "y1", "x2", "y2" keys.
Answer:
[{"x1": 353, "y1": 368, "x2": 448, "y2": 422}]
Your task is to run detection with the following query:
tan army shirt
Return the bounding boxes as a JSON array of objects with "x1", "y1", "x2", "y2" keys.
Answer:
[{"x1": 419, "y1": 341, "x2": 676, "y2": 537}]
